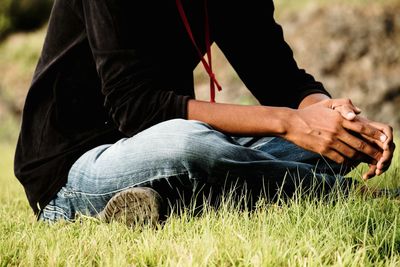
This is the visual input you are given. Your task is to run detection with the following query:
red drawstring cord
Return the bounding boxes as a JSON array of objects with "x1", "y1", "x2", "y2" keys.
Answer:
[{"x1": 176, "y1": 0, "x2": 222, "y2": 103}]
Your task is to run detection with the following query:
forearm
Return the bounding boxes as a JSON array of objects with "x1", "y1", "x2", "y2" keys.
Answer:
[
  {"x1": 298, "y1": 93, "x2": 330, "y2": 109},
  {"x1": 187, "y1": 93, "x2": 329, "y2": 136},
  {"x1": 187, "y1": 99, "x2": 291, "y2": 136}
]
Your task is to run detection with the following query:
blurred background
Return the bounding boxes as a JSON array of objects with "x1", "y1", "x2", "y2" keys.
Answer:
[{"x1": 0, "y1": 0, "x2": 399, "y2": 148}]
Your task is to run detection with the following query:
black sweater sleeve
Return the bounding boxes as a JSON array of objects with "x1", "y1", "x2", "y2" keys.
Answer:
[
  {"x1": 81, "y1": 0, "x2": 191, "y2": 136},
  {"x1": 213, "y1": 1, "x2": 330, "y2": 108}
]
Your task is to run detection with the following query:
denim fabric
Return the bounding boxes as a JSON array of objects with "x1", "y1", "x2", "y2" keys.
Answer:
[
  {"x1": 39, "y1": 119, "x2": 350, "y2": 222},
  {"x1": 16, "y1": 0, "x2": 332, "y2": 215}
]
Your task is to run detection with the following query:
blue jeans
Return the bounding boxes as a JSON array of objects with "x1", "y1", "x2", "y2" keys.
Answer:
[{"x1": 39, "y1": 119, "x2": 352, "y2": 222}]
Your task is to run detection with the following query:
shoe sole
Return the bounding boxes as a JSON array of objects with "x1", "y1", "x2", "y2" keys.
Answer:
[{"x1": 98, "y1": 187, "x2": 162, "y2": 227}]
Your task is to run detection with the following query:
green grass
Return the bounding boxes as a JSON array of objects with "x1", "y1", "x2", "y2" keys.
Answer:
[
  {"x1": 1, "y1": 140, "x2": 400, "y2": 266},
  {"x1": 1, "y1": 1, "x2": 400, "y2": 265}
]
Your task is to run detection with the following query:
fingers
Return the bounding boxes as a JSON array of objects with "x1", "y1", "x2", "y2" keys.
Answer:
[
  {"x1": 345, "y1": 117, "x2": 395, "y2": 176},
  {"x1": 377, "y1": 141, "x2": 395, "y2": 174},
  {"x1": 329, "y1": 99, "x2": 387, "y2": 147},
  {"x1": 323, "y1": 150, "x2": 346, "y2": 165},
  {"x1": 329, "y1": 140, "x2": 374, "y2": 164},
  {"x1": 330, "y1": 98, "x2": 362, "y2": 120},
  {"x1": 363, "y1": 164, "x2": 377, "y2": 180},
  {"x1": 319, "y1": 138, "x2": 377, "y2": 167},
  {"x1": 366, "y1": 120, "x2": 393, "y2": 150},
  {"x1": 291, "y1": 101, "x2": 394, "y2": 176},
  {"x1": 342, "y1": 119, "x2": 387, "y2": 150},
  {"x1": 333, "y1": 105, "x2": 357, "y2": 120},
  {"x1": 358, "y1": 119, "x2": 395, "y2": 173},
  {"x1": 322, "y1": 140, "x2": 354, "y2": 164},
  {"x1": 327, "y1": 99, "x2": 385, "y2": 166},
  {"x1": 337, "y1": 127, "x2": 382, "y2": 162}
]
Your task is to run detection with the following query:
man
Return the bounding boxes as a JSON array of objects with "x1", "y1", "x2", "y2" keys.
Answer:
[{"x1": 15, "y1": 0, "x2": 395, "y2": 226}]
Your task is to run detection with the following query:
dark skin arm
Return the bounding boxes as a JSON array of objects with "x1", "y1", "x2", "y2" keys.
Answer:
[{"x1": 188, "y1": 93, "x2": 395, "y2": 179}]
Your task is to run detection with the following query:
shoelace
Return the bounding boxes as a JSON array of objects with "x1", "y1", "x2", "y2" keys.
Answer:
[{"x1": 176, "y1": 0, "x2": 222, "y2": 103}]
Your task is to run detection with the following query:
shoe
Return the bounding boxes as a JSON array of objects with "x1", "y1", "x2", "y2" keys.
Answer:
[{"x1": 97, "y1": 187, "x2": 162, "y2": 227}]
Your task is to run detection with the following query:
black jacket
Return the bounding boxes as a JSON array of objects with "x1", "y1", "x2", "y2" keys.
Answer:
[{"x1": 14, "y1": 0, "x2": 330, "y2": 214}]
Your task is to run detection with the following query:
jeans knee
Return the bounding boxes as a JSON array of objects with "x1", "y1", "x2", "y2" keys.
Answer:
[
  {"x1": 144, "y1": 119, "x2": 224, "y2": 168},
  {"x1": 154, "y1": 119, "x2": 211, "y2": 133}
]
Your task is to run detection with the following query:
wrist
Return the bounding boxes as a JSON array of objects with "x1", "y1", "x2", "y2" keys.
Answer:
[{"x1": 261, "y1": 106, "x2": 293, "y2": 137}]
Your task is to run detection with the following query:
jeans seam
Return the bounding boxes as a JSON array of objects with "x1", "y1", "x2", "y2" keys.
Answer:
[
  {"x1": 251, "y1": 137, "x2": 275, "y2": 150},
  {"x1": 66, "y1": 171, "x2": 192, "y2": 197}
]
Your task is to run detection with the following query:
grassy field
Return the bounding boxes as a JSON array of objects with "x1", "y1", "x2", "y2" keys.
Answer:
[
  {"x1": 1, "y1": 140, "x2": 399, "y2": 266},
  {"x1": 1, "y1": 1, "x2": 400, "y2": 265}
]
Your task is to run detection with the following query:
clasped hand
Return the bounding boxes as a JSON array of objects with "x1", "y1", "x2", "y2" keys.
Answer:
[{"x1": 288, "y1": 99, "x2": 395, "y2": 180}]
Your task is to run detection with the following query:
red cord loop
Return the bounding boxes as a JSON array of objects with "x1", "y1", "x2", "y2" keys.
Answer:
[{"x1": 176, "y1": 0, "x2": 222, "y2": 103}]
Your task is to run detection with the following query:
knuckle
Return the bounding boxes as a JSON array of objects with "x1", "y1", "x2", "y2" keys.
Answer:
[
  {"x1": 326, "y1": 137, "x2": 335, "y2": 147},
  {"x1": 353, "y1": 124, "x2": 362, "y2": 133},
  {"x1": 357, "y1": 141, "x2": 366, "y2": 151},
  {"x1": 320, "y1": 146, "x2": 329, "y2": 155},
  {"x1": 359, "y1": 124, "x2": 366, "y2": 133},
  {"x1": 369, "y1": 128, "x2": 378, "y2": 137},
  {"x1": 372, "y1": 150, "x2": 381, "y2": 160}
]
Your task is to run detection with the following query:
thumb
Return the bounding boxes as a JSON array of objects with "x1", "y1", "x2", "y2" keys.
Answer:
[{"x1": 334, "y1": 105, "x2": 357, "y2": 120}]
